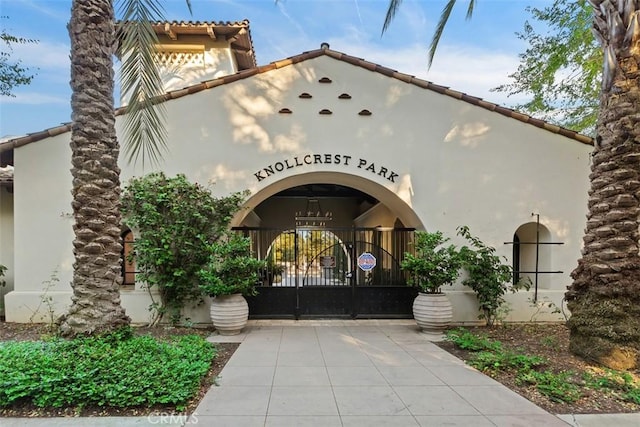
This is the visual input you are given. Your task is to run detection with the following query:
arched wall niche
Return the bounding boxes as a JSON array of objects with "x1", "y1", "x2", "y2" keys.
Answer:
[{"x1": 513, "y1": 221, "x2": 552, "y2": 290}]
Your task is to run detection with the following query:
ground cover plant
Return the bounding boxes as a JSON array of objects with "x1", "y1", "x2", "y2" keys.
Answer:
[
  {"x1": 0, "y1": 326, "x2": 228, "y2": 415},
  {"x1": 440, "y1": 325, "x2": 640, "y2": 414}
]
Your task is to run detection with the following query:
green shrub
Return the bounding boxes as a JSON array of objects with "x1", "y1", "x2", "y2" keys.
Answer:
[
  {"x1": 517, "y1": 370, "x2": 582, "y2": 403},
  {"x1": 199, "y1": 232, "x2": 266, "y2": 297},
  {"x1": 0, "y1": 333, "x2": 215, "y2": 410},
  {"x1": 583, "y1": 369, "x2": 634, "y2": 392},
  {"x1": 400, "y1": 231, "x2": 462, "y2": 294},
  {"x1": 624, "y1": 388, "x2": 640, "y2": 404},
  {"x1": 445, "y1": 328, "x2": 503, "y2": 352},
  {"x1": 121, "y1": 172, "x2": 246, "y2": 324},
  {"x1": 471, "y1": 350, "x2": 546, "y2": 372},
  {"x1": 457, "y1": 226, "x2": 531, "y2": 326},
  {"x1": 447, "y1": 327, "x2": 640, "y2": 407},
  {"x1": 583, "y1": 369, "x2": 640, "y2": 404}
]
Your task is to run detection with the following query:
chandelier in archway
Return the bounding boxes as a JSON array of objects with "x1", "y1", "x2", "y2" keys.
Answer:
[{"x1": 295, "y1": 199, "x2": 333, "y2": 228}]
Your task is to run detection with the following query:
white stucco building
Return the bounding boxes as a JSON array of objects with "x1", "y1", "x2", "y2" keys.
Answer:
[{"x1": 0, "y1": 21, "x2": 593, "y2": 324}]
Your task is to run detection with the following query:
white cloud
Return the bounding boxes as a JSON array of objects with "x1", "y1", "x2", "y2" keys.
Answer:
[
  {"x1": 321, "y1": 39, "x2": 528, "y2": 108},
  {"x1": 426, "y1": 45, "x2": 527, "y2": 105}
]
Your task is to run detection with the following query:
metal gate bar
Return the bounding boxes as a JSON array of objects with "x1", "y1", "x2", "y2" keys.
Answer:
[{"x1": 234, "y1": 227, "x2": 415, "y2": 318}]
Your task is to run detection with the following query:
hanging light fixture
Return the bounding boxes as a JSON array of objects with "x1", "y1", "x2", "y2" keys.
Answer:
[{"x1": 295, "y1": 199, "x2": 333, "y2": 228}]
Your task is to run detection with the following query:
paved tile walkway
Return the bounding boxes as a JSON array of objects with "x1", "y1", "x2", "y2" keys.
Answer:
[
  {"x1": 4, "y1": 320, "x2": 639, "y2": 426},
  {"x1": 196, "y1": 320, "x2": 569, "y2": 426}
]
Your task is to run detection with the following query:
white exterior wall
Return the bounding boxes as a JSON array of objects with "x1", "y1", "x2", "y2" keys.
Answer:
[
  {"x1": 5, "y1": 55, "x2": 592, "y2": 323},
  {"x1": 157, "y1": 37, "x2": 237, "y2": 94},
  {"x1": 0, "y1": 188, "x2": 14, "y2": 315},
  {"x1": 122, "y1": 37, "x2": 237, "y2": 104}
]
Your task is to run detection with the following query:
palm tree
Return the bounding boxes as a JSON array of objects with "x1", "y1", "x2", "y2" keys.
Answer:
[
  {"x1": 58, "y1": 0, "x2": 130, "y2": 336},
  {"x1": 565, "y1": 0, "x2": 640, "y2": 370},
  {"x1": 59, "y1": 0, "x2": 183, "y2": 336},
  {"x1": 385, "y1": 0, "x2": 640, "y2": 368}
]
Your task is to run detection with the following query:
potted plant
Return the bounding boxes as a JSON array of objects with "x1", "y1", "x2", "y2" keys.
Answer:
[
  {"x1": 199, "y1": 233, "x2": 266, "y2": 335},
  {"x1": 401, "y1": 231, "x2": 462, "y2": 332},
  {"x1": 262, "y1": 256, "x2": 285, "y2": 286},
  {"x1": 457, "y1": 226, "x2": 531, "y2": 326}
]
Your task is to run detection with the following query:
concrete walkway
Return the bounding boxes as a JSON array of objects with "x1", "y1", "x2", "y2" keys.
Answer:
[
  {"x1": 3, "y1": 320, "x2": 639, "y2": 426},
  {"x1": 196, "y1": 320, "x2": 565, "y2": 427}
]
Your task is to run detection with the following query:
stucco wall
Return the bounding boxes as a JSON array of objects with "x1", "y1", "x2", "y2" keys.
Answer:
[
  {"x1": 0, "y1": 188, "x2": 14, "y2": 316},
  {"x1": 122, "y1": 36, "x2": 237, "y2": 104},
  {"x1": 5, "y1": 55, "x2": 592, "y2": 323}
]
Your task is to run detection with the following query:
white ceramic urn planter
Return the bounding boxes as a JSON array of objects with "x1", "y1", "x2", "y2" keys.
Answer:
[
  {"x1": 209, "y1": 293, "x2": 249, "y2": 335},
  {"x1": 412, "y1": 292, "x2": 453, "y2": 332}
]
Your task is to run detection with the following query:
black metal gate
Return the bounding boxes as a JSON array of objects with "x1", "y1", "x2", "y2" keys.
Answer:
[{"x1": 234, "y1": 227, "x2": 417, "y2": 318}]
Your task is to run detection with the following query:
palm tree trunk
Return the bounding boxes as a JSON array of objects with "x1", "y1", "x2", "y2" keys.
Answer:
[
  {"x1": 59, "y1": 0, "x2": 130, "y2": 335},
  {"x1": 566, "y1": 0, "x2": 640, "y2": 370}
]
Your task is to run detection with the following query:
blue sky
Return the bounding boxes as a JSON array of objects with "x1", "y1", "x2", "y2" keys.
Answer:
[{"x1": 0, "y1": 0, "x2": 552, "y2": 138}]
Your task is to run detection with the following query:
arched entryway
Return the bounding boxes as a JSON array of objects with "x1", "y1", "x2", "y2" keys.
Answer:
[{"x1": 231, "y1": 172, "x2": 424, "y2": 319}]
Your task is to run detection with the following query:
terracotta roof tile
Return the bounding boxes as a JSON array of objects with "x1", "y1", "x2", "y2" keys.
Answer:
[
  {"x1": 445, "y1": 89, "x2": 464, "y2": 100},
  {"x1": 260, "y1": 63, "x2": 277, "y2": 73},
  {"x1": 359, "y1": 60, "x2": 377, "y2": 72},
  {"x1": 277, "y1": 59, "x2": 297, "y2": 69},
  {"x1": 375, "y1": 65, "x2": 397, "y2": 77},
  {"x1": 392, "y1": 72, "x2": 413, "y2": 83},
  {"x1": 203, "y1": 79, "x2": 224, "y2": 89},
  {"x1": 0, "y1": 47, "x2": 594, "y2": 154}
]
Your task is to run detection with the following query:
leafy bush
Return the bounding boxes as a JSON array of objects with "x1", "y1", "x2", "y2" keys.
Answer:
[
  {"x1": 121, "y1": 172, "x2": 246, "y2": 324},
  {"x1": 457, "y1": 226, "x2": 531, "y2": 326},
  {"x1": 448, "y1": 327, "x2": 640, "y2": 407},
  {"x1": 583, "y1": 369, "x2": 634, "y2": 392},
  {"x1": 583, "y1": 369, "x2": 640, "y2": 404},
  {"x1": 199, "y1": 233, "x2": 266, "y2": 297},
  {"x1": 445, "y1": 328, "x2": 503, "y2": 352},
  {"x1": 624, "y1": 388, "x2": 640, "y2": 404},
  {"x1": 447, "y1": 328, "x2": 546, "y2": 374},
  {"x1": 471, "y1": 350, "x2": 546, "y2": 373},
  {"x1": 517, "y1": 370, "x2": 582, "y2": 403},
  {"x1": 401, "y1": 231, "x2": 462, "y2": 293},
  {"x1": 0, "y1": 332, "x2": 216, "y2": 409}
]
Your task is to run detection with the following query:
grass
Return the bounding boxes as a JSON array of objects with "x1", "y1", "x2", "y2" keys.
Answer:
[{"x1": 0, "y1": 327, "x2": 216, "y2": 411}]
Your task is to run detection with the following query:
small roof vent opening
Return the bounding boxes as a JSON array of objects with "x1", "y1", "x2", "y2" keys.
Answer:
[{"x1": 320, "y1": 42, "x2": 330, "y2": 50}]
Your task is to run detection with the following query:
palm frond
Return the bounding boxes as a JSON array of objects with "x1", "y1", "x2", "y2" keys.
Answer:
[
  {"x1": 117, "y1": 0, "x2": 167, "y2": 167},
  {"x1": 428, "y1": 0, "x2": 458, "y2": 68},
  {"x1": 382, "y1": 0, "x2": 404, "y2": 35},
  {"x1": 465, "y1": 0, "x2": 476, "y2": 20}
]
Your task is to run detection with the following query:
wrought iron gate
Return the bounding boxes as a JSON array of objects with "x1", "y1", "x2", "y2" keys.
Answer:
[{"x1": 233, "y1": 227, "x2": 417, "y2": 318}]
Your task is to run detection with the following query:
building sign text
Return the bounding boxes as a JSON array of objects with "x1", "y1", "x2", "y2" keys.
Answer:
[{"x1": 254, "y1": 153, "x2": 399, "y2": 183}]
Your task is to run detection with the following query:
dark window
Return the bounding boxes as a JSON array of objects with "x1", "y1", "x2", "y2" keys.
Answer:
[{"x1": 121, "y1": 229, "x2": 136, "y2": 287}]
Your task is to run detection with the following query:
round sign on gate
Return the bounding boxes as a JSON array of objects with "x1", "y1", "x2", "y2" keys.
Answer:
[{"x1": 357, "y1": 252, "x2": 377, "y2": 271}]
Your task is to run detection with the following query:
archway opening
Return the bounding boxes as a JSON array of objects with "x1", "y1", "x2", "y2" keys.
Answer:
[
  {"x1": 232, "y1": 171, "x2": 424, "y2": 230},
  {"x1": 232, "y1": 172, "x2": 422, "y2": 319}
]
